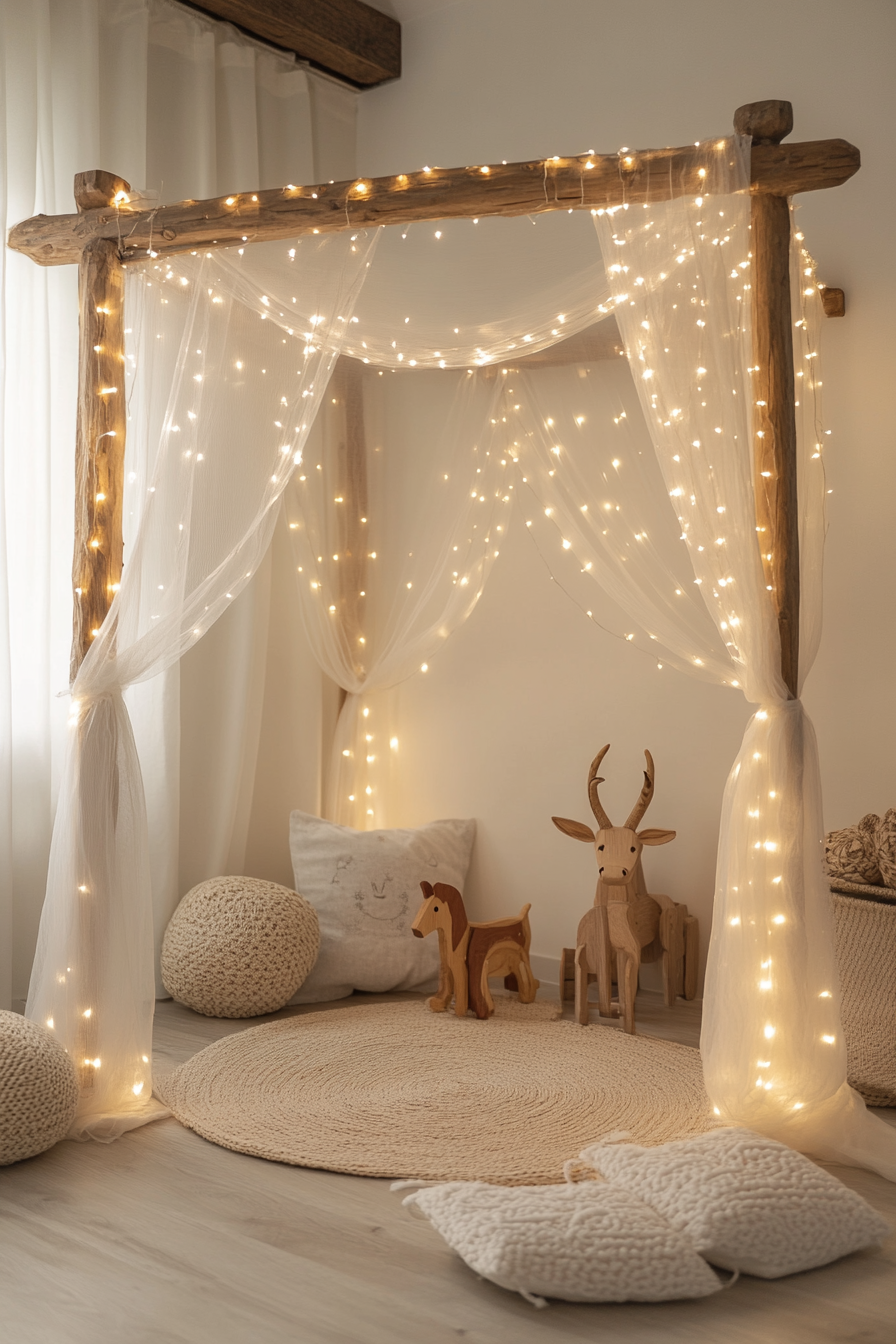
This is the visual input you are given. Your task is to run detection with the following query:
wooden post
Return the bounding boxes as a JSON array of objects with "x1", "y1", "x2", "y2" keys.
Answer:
[
  {"x1": 68, "y1": 174, "x2": 130, "y2": 1095},
  {"x1": 70, "y1": 172, "x2": 130, "y2": 678},
  {"x1": 735, "y1": 102, "x2": 800, "y2": 699},
  {"x1": 332, "y1": 357, "x2": 368, "y2": 672}
]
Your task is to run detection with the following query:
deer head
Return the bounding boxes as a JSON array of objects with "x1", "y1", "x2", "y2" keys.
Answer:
[{"x1": 552, "y1": 745, "x2": 675, "y2": 886}]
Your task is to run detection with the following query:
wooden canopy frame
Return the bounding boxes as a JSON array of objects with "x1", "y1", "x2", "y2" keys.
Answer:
[{"x1": 8, "y1": 98, "x2": 860, "y2": 695}]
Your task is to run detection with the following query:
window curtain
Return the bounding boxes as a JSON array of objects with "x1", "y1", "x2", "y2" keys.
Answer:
[{"x1": 0, "y1": 0, "x2": 355, "y2": 1012}]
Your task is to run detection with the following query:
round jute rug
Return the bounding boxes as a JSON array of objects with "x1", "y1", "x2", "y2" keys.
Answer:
[{"x1": 156, "y1": 999, "x2": 716, "y2": 1184}]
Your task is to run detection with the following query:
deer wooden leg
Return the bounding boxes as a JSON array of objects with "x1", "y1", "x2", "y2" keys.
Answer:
[
  {"x1": 607, "y1": 900, "x2": 641, "y2": 1034},
  {"x1": 574, "y1": 944, "x2": 591, "y2": 1025},
  {"x1": 659, "y1": 905, "x2": 685, "y2": 1008},
  {"x1": 560, "y1": 947, "x2": 576, "y2": 1003},
  {"x1": 683, "y1": 914, "x2": 699, "y2": 1000},
  {"x1": 595, "y1": 904, "x2": 614, "y2": 1017}
]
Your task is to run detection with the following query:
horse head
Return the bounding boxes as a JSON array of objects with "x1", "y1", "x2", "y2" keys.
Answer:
[{"x1": 412, "y1": 881, "x2": 469, "y2": 949}]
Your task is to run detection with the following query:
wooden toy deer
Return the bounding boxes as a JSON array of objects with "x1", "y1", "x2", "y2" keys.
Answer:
[
  {"x1": 412, "y1": 881, "x2": 539, "y2": 1020},
  {"x1": 552, "y1": 746, "x2": 698, "y2": 1033}
]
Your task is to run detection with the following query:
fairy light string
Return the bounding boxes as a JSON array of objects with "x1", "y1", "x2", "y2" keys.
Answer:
[{"x1": 47, "y1": 136, "x2": 843, "y2": 1126}]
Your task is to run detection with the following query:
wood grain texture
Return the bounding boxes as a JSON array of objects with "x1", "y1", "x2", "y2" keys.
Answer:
[
  {"x1": 73, "y1": 169, "x2": 132, "y2": 213},
  {"x1": 734, "y1": 100, "x2": 794, "y2": 145},
  {"x1": 2, "y1": 993, "x2": 893, "y2": 1344},
  {"x1": 820, "y1": 286, "x2": 846, "y2": 317},
  {"x1": 330, "y1": 358, "x2": 368, "y2": 672},
  {"x1": 8, "y1": 138, "x2": 861, "y2": 268},
  {"x1": 751, "y1": 192, "x2": 800, "y2": 698},
  {"x1": 186, "y1": 0, "x2": 401, "y2": 86},
  {"x1": 71, "y1": 238, "x2": 126, "y2": 677}
]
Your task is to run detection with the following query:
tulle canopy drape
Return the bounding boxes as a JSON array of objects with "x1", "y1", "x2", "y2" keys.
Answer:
[
  {"x1": 25, "y1": 135, "x2": 896, "y2": 1177},
  {"x1": 26, "y1": 230, "x2": 376, "y2": 1136}
]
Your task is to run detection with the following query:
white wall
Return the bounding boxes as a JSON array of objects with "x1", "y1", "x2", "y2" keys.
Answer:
[{"x1": 310, "y1": 0, "x2": 894, "y2": 987}]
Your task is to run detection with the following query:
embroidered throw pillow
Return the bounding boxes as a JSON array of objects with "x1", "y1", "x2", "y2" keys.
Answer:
[
  {"x1": 824, "y1": 815, "x2": 882, "y2": 887},
  {"x1": 579, "y1": 1127, "x2": 891, "y2": 1278},
  {"x1": 403, "y1": 1180, "x2": 723, "y2": 1305},
  {"x1": 289, "y1": 811, "x2": 475, "y2": 1001}
]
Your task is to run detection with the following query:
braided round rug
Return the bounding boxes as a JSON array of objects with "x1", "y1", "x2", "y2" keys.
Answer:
[{"x1": 156, "y1": 999, "x2": 715, "y2": 1184}]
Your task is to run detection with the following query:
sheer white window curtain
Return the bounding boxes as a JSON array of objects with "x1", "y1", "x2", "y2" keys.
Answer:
[{"x1": 0, "y1": 0, "x2": 356, "y2": 1013}]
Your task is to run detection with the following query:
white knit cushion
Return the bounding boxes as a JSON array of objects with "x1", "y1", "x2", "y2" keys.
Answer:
[
  {"x1": 404, "y1": 1180, "x2": 722, "y2": 1305},
  {"x1": 0, "y1": 1011, "x2": 79, "y2": 1165},
  {"x1": 289, "y1": 811, "x2": 475, "y2": 1002},
  {"x1": 161, "y1": 877, "x2": 320, "y2": 1018},
  {"x1": 579, "y1": 1127, "x2": 891, "y2": 1278}
]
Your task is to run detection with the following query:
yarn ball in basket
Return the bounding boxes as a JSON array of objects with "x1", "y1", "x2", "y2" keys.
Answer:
[
  {"x1": 824, "y1": 814, "x2": 882, "y2": 887},
  {"x1": 0, "y1": 1011, "x2": 79, "y2": 1165},
  {"x1": 161, "y1": 877, "x2": 320, "y2": 1018},
  {"x1": 876, "y1": 809, "x2": 896, "y2": 888}
]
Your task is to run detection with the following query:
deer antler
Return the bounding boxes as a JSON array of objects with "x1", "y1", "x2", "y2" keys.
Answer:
[
  {"x1": 587, "y1": 745, "x2": 612, "y2": 829},
  {"x1": 624, "y1": 749, "x2": 655, "y2": 830}
]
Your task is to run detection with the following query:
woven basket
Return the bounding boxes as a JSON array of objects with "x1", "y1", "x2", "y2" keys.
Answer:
[{"x1": 831, "y1": 881, "x2": 896, "y2": 1107}]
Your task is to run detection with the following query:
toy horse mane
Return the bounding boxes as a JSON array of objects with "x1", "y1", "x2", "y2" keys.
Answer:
[{"x1": 419, "y1": 880, "x2": 469, "y2": 950}]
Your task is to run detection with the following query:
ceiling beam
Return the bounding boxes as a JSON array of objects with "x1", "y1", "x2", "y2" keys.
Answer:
[
  {"x1": 8, "y1": 138, "x2": 860, "y2": 268},
  {"x1": 185, "y1": 0, "x2": 400, "y2": 87}
]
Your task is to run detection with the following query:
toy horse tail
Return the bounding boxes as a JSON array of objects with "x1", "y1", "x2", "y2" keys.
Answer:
[{"x1": 519, "y1": 903, "x2": 532, "y2": 950}]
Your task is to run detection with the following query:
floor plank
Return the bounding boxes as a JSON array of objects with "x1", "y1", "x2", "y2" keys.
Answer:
[{"x1": 1, "y1": 991, "x2": 893, "y2": 1343}]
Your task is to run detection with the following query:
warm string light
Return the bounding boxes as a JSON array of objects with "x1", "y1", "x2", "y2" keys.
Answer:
[{"x1": 124, "y1": 164, "x2": 834, "y2": 1118}]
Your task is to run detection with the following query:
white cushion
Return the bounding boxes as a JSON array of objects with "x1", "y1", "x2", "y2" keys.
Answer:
[
  {"x1": 404, "y1": 1180, "x2": 723, "y2": 1305},
  {"x1": 289, "y1": 811, "x2": 475, "y2": 1002},
  {"x1": 579, "y1": 1127, "x2": 892, "y2": 1278},
  {"x1": 0, "y1": 1011, "x2": 79, "y2": 1164},
  {"x1": 161, "y1": 877, "x2": 320, "y2": 1018}
]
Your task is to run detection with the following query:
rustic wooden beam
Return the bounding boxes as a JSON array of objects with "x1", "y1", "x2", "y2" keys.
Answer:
[
  {"x1": 71, "y1": 237, "x2": 127, "y2": 678},
  {"x1": 185, "y1": 0, "x2": 400, "y2": 87},
  {"x1": 8, "y1": 136, "x2": 861, "y2": 268},
  {"x1": 737, "y1": 100, "x2": 801, "y2": 699}
]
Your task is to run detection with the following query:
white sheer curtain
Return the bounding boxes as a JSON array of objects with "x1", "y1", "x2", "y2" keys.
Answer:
[
  {"x1": 26, "y1": 234, "x2": 375, "y2": 1136},
  {"x1": 285, "y1": 362, "x2": 512, "y2": 828},
  {"x1": 589, "y1": 138, "x2": 896, "y2": 1178},
  {"x1": 500, "y1": 359, "x2": 734, "y2": 684},
  {"x1": 0, "y1": 0, "x2": 355, "y2": 1011}
]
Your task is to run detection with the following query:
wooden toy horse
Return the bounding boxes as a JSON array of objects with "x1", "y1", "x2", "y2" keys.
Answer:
[
  {"x1": 552, "y1": 746, "x2": 698, "y2": 1033},
  {"x1": 412, "y1": 881, "x2": 539, "y2": 1019}
]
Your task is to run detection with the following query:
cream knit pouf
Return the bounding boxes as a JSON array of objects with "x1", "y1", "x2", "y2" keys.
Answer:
[
  {"x1": 0, "y1": 1011, "x2": 79, "y2": 1165},
  {"x1": 161, "y1": 877, "x2": 320, "y2": 1018}
]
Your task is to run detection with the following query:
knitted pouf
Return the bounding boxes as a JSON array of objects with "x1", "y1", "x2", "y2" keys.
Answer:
[
  {"x1": 161, "y1": 877, "x2": 320, "y2": 1018},
  {"x1": 0, "y1": 1011, "x2": 79, "y2": 1165}
]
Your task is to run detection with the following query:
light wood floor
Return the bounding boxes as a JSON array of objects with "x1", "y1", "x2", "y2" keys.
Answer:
[{"x1": 1, "y1": 991, "x2": 894, "y2": 1344}]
